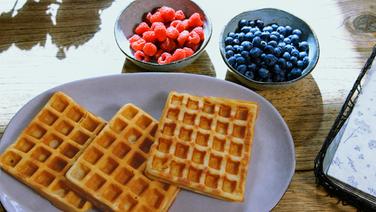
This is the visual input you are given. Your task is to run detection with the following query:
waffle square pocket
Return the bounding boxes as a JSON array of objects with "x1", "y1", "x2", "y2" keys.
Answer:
[{"x1": 145, "y1": 91, "x2": 258, "y2": 201}]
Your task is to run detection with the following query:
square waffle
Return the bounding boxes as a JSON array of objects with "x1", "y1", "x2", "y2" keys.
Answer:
[
  {"x1": 145, "y1": 91, "x2": 258, "y2": 201},
  {"x1": 0, "y1": 92, "x2": 106, "y2": 211},
  {"x1": 66, "y1": 104, "x2": 179, "y2": 212}
]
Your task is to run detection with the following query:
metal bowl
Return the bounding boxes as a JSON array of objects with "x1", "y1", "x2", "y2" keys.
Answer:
[
  {"x1": 115, "y1": 0, "x2": 212, "y2": 71},
  {"x1": 220, "y1": 8, "x2": 320, "y2": 89}
]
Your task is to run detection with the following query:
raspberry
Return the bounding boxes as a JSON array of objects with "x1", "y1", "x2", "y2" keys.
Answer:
[
  {"x1": 146, "y1": 12, "x2": 152, "y2": 23},
  {"x1": 150, "y1": 11, "x2": 164, "y2": 23},
  {"x1": 177, "y1": 30, "x2": 189, "y2": 46},
  {"x1": 160, "y1": 37, "x2": 177, "y2": 52},
  {"x1": 188, "y1": 13, "x2": 203, "y2": 27},
  {"x1": 142, "y1": 31, "x2": 156, "y2": 42},
  {"x1": 158, "y1": 52, "x2": 172, "y2": 64},
  {"x1": 166, "y1": 26, "x2": 179, "y2": 39},
  {"x1": 170, "y1": 20, "x2": 181, "y2": 28},
  {"x1": 192, "y1": 27, "x2": 204, "y2": 41},
  {"x1": 155, "y1": 49, "x2": 164, "y2": 59},
  {"x1": 188, "y1": 31, "x2": 200, "y2": 44},
  {"x1": 151, "y1": 22, "x2": 164, "y2": 30},
  {"x1": 176, "y1": 20, "x2": 187, "y2": 32},
  {"x1": 171, "y1": 48, "x2": 186, "y2": 61},
  {"x1": 175, "y1": 10, "x2": 185, "y2": 20},
  {"x1": 134, "y1": 50, "x2": 145, "y2": 61},
  {"x1": 130, "y1": 38, "x2": 146, "y2": 51},
  {"x1": 129, "y1": 34, "x2": 141, "y2": 43},
  {"x1": 143, "y1": 55, "x2": 151, "y2": 62},
  {"x1": 183, "y1": 47, "x2": 194, "y2": 57},
  {"x1": 154, "y1": 25, "x2": 167, "y2": 42},
  {"x1": 185, "y1": 41, "x2": 199, "y2": 52},
  {"x1": 135, "y1": 22, "x2": 150, "y2": 35},
  {"x1": 159, "y1": 6, "x2": 175, "y2": 22},
  {"x1": 143, "y1": 42, "x2": 157, "y2": 56}
]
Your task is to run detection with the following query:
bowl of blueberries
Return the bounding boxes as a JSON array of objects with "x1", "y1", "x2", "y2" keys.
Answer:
[{"x1": 220, "y1": 8, "x2": 320, "y2": 89}]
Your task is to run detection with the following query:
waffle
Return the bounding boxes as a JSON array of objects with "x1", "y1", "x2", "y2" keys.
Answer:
[
  {"x1": 66, "y1": 104, "x2": 179, "y2": 212},
  {"x1": 0, "y1": 92, "x2": 106, "y2": 212},
  {"x1": 145, "y1": 91, "x2": 258, "y2": 201}
]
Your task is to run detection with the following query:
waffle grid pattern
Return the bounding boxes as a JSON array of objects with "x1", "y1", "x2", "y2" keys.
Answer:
[
  {"x1": 146, "y1": 92, "x2": 258, "y2": 201},
  {"x1": 66, "y1": 104, "x2": 179, "y2": 212},
  {"x1": 0, "y1": 92, "x2": 106, "y2": 212}
]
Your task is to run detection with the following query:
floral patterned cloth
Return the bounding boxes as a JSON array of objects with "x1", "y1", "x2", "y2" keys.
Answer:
[{"x1": 327, "y1": 63, "x2": 376, "y2": 197}]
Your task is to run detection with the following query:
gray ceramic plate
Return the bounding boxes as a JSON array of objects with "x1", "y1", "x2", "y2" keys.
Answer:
[{"x1": 0, "y1": 73, "x2": 295, "y2": 212}]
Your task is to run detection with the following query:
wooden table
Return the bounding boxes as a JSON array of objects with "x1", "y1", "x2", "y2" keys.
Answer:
[{"x1": 0, "y1": 0, "x2": 375, "y2": 211}]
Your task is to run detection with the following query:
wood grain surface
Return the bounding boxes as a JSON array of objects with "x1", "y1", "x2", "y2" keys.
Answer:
[{"x1": 0, "y1": 0, "x2": 375, "y2": 211}]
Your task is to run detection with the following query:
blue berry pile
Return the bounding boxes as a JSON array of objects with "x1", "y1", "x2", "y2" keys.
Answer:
[{"x1": 224, "y1": 19, "x2": 310, "y2": 82}]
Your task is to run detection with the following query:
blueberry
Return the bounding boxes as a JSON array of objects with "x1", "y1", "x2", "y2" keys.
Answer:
[
  {"x1": 245, "y1": 32, "x2": 254, "y2": 41},
  {"x1": 241, "y1": 26, "x2": 251, "y2": 33},
  {"x1": 255, "y1": 19, "x2": 264, "y2": 29},
  {"x1": 283, "y1": 37, "x2": 291, "y2": 44},
  {"x1": 297, "y1": 60, "x2": 304, "y2": 69},
  {"x1": 263, "y1": 26, "x2": 273, "y2": 33},
  {"x1": 224, "y1": 37, "x2": 234, "y2": 45},
  {"x1": 265, "y1": 54, "x2": 278, "y2": 66},
  {"x1": 244, "y1": 71, "x2": 254, "y2": 79},
  {"x1": 264, "y1": 45, "x2": 274, "y2": 54},
  {"x1": 278, "y1": 58, "x2": 287, "y2": 68},
  {"x1": 238, "y1": 32, "x2": 245, "y2": 42},
  {"x1": 271, "y1": 23, "x2": 279, "y2": 31},
  {"x1": 253, "y1": 57, "x2": 262, "y2": 65},
  {"x1": 225, "y1": 50, "x2": 234, "y2": 58},
  {"x1": 236, "y1": 64, "x2": 247, "y2": 74},
  {"x1": 279, "y1": 34, "x2": 285, "y2": 41},
  {"x1": 269, "y1": 34, "x2": 278, "y2": 41},
  {"x1": 292, "y1": 29, "x2": 302, "y2": 37},
  {"x1": 252, "y1": 36, "x2": 262, "y2": 47},
  {"x1": 268, "y1": 40, "x2": 278, "y2": 48},
  {"x1": 288, "y1": 68, "x2": 302, "y2": 80},
  {"x1": 277, "y1": 26, "x2": 286, "y2": 35},
  {"x1": 258, "y1": 68, "x2": 269, "y2": 79},
  {"x1": 273, "y1": 64, "x2": 283, "y2": 74},
  {"x1": 303, "y1": 56, "x2": 309, "y2": 67},
  {"x1": 233, "y1": 38, "x2": 240, "y2": 45},
  {"x1": 249, "y1": 47, "x2": 262, "y2": 58},
  {"x1": 254, "y1": 30, "x2": 262, "y2": 37},
  {"x1": 283, "y1": 52, "x2": 291, "y2": 60},
  {"x1": 228, "y1": 56, "x2": 237, "y2": 67},
  {"x1": 239, "y1": 19, "x2": 248, "y2": 29},
  {"x1": 241, "y1": 41, "x2": 253, "y2": 51},
  {"x1": 291, "y1": 49, "x2": 299, "y2": 57},
  {"x1": 278, "y1": 42, "x2": 286, "y2": 48},
  {"x1": 285, "y1": 26, "x2": 293, "y2": 35},
  {"x1": 274, "y1": 47, "x2": 283, "y2": 57},
  {"x1": 299, "y1": 41, "x2": 309, "y2": 52},
  {"x1": 286, "y1": 61, "x2": 293, "y2": 70},
  {"x1": 248, "y1": 20, "x2": 256, "y2": 27},
  {"x1": 228, "y1": 32, "x2": 236, "y2": 38},
  {"x1": 299, "y1": 51, "x2": 308, "y2": 59},
  {"x1": 248, "y1": 63, "x2": 257, "y2": 71},
  {"x1": 241, "y1": 51, "x2": 251, "y2": 61},
  {"x1": 290, "y1": 56, "x2": 298, "y2": 65},
  {"x1": 236, "y1": 56, "x2": 246, "y2": 65},
  {"x1": 260, "y1": 41, "x2": 267, "y2": 49},
  {"x1": 261, "y1": 31, "x2": 270, "y2": 40},
  {"x1": 234, "y1": 53, "x2": 241, "y2": 58},
  {"x1": 250, "y1": 27, "x2": 258, "y2": 34},
  {"x1": 290, "y1": 34, "x2": 300, "y2": 45},
  {"x1": 233, "y1": 45, "x2": 240, "y2": 53},
  {"x1": 273, "y1": 72, "x2": 286, "y2": 82},
  {"x1": 236, "y1": 45, "x2": 244, "y2": 53},
  {"x1": 284, "y1": 44, "x2": 294, "y2": 53},
  {"x1": 225, "y1": 45, "x2": 234, "y2": 52},
  {"x1": 260, "y1": 53, "x2": 266, "y2": 61}
]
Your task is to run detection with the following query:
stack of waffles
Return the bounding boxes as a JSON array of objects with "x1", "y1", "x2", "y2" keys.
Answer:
[{"x1": 0, "y1": 91, "x2": 258, "y2": 211}]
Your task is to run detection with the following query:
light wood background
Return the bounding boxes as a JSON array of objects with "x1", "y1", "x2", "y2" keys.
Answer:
[{"x1": 1, "y1": 0, "x2": 376, "y2": 211}]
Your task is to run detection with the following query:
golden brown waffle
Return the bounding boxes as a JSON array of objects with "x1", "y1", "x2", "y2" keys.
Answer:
[
  {"x1": 0, "y1": 92, "x2": 106, "y2": 212},
  {"x1": 145, "y1": 91, "x2": 258, "y2": 202},
  {"x1": 66, "y1": 104, "x2": 179, "y2": 212}
]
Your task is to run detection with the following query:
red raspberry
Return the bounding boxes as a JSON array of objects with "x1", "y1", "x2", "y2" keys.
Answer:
[
  {"x1": 170, "y1": 20, "x2": 181, "y2": 28},
  {"x1": 155, "y1": 49, "x2": 164, "y2": 59},
  {"x1": 177, "y1": 30, "x2": 189, "y2": 46},
  {"x1": 188, "y1": 13, "x2": 203, "y2": 27},
  {"x1": 160, "y1": 37, "x2": 177, "y2": 52},
  {"x1": 176, "y1": 20, "x2": 188, "y2": 32},
  {"x1": 143, "y1": 42, "x2": 157, "y2": 56},
  {"x1": 192, "y1": 27, "x2": 205, "y2": 41},
  {"x1": 142, "y1": 31, "x2": 156, "y2": 42},
  {"x1": 154, "y1": 25, "x2": 167, "y2": 42},
  {"x1": 130, "y1": 38, "x2": 146, "y2": 51},
  {"x1": 135, "y1": 22, "x2": 150, "y2": 35},
  {"x1": 134, "y1": 50, "x2": 146, "y2": 61},
  {"x1": 171, "y1": 48, "x2": 186, "y2": 61},
  {"x1": 129, "y1": 34, "x2": 141, "y2": 43},
  {"x1": 146, "y1": 12, "x2": 152, "y2": 23},
  {"x1": 143, "y1": 55, "x2": 151, "y2": 62},
  {"x1": 185, "y1": 41, "x2": 199, "y2": 52},
  {"x1": 151, "y1": 22, "x2": 164, "y2": 30},
  {"x1": 188, "y1": 31, "x2": 200, "y2": 44},
  {"x1": 183, "y1": 47, "x2": 194, "y2": 57},
  {"x1": 150, "y1": 11, "x2": 164, "y2": 23},
  {"x1": 158, "y1": 52, "x2": 172, "y2": 64},
  {"x1": 159, "y1": 6, "x2": 175, "y2": 22},
  {"x1": 166, "y1": 26, "x2": 179, "y2": 39},
  {"x1": 175, "y1": 10, "x2": 185, "y2": 20}
]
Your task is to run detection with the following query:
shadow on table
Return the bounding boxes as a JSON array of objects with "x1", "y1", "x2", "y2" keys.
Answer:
[
  {"x1": 121, "y1": 50, "x2": 216, "y2": 77},
  {"x1": 226, "y1": 70, "x2": 324, "y2": 167},
  {"x1": 0, "y1": 0, "x2": 113, "y2": 59}
]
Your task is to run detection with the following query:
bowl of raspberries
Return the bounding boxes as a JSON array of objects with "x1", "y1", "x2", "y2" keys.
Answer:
[
  {"x1": 220, "y1": 8, "x2": 320, "y2": 89},
  {"x1": 115, "y1": 0, "x2": 212, "y2": 71}
]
